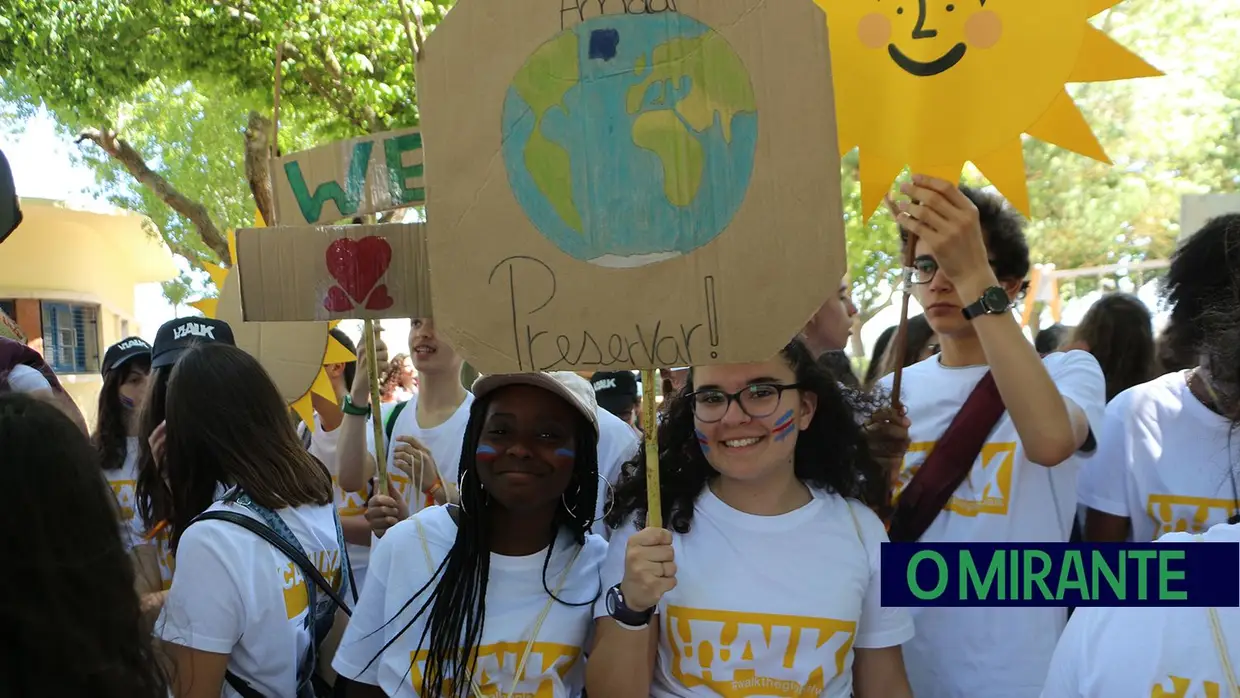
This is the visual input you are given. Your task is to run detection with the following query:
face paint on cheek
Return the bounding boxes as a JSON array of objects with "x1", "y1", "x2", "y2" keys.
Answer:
[
  {"x1": 554, "y1": 448, "x2": 575, "y2": 459},
  {"x1": 695, "y1": 428, "x2": 710, "y2": 453},
  {"x1": 119, "y1": 395, "x2": 135, "y2": 409},
  {"x1": 771, "y1": 410, "x2": 796, "y2": 442},
  {"x1": 476, "y1": 445, "x2": 499, "y2": 464}
]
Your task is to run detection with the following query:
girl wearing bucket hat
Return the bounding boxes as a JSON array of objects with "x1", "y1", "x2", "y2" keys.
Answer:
[{"x1": 333, "y1": 371, "x2": 606, "y2": 697}]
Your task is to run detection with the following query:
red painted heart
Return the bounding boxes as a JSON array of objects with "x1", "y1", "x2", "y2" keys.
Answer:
[
  {"x1": 323, "y1": 285, "x2": 354, "y2": 312},
  {"x1": 325, "y1": 236, "x2": 393, "y2": 305},
  {"x1": 365, "y1": 284, "x2": 394, "y2": 311}
]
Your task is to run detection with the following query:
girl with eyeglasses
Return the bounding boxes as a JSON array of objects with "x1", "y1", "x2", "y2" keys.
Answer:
[{"x1": 586, "y1": 339, "x2": 914, "y2": 698}]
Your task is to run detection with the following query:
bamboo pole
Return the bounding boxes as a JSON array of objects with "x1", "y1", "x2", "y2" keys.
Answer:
[{"x1": 641, "y1": 369, "x2": 662, "y2": 528}]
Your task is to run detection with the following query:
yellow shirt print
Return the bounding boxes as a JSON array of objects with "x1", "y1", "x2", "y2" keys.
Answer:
[
  {"x1": 280, "y1": 550, "x2": 343, "y2": 619},
  {"x1": 1152, "y1": 675, "x2": 1223, "y2": 697},
  {"x1": 1146, "y1": 494, "x2": 1236, "y2": 539},
  {"x1": 109, "y1": 479, "x2": 137, "y2": 523},
  {"x1": 408, "y1": 642, "x2": 581, "y2": 697},
  {"x1": 332, "y1": 477, "x2": 369, "y2": 517},
  {"x1": 895, "y1": 441, "x2": 1018, "y2": 517},
  {"x1": 664, "y1": 606, "x2": 856, "y2": 697}
]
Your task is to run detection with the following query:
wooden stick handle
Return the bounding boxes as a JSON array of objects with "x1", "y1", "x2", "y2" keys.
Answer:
[
  {"x1": 887, "y1": 226, "x2": 919, "y2": 411},
  {"x1": 641, "y1": 369, "x2": 662, "y2": 529},
  {"x1": 365, "y1": 320, "x2": 388, "y2": 495}
]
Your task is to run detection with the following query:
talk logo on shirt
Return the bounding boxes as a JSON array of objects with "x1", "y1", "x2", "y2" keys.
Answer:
[
  {"x1": 156, "y1": 532, "x2": 176, "y2": 591},
  {"x1": 1152, "y1": 674, "x2": 1224, "y2": 697},
  {"x1": 281, "y1": 550, "x2": 343, "y2": 619},
  {"x1": 1146, "y1": 494, "x2": 1235, "y2": 539},
  {"x1": 895, "y1": 441, "x2": 1018, "y2": 517},
  {"x1": 109, "y1": 480, "x2": 137, "y2": 523},
  {"x1": 408, "y1": 642, "x2": 581, "y2": 697},
  {"x1": 664, "y1": 606, "x2": 856, "y2": 697}
]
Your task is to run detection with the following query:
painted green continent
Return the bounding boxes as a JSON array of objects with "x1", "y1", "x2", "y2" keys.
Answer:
[
  {"x1": 632, "y1": 111, "x2": 703, "y2": 207},
  {"x1": 626, "y1": 33, "x2": 757, "y2": 143},
  {"x1": 512, "y1": 31, "x2": 583, "y2": 233}
]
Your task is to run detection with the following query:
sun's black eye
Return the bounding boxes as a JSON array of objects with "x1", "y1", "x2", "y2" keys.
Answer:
[
  {"x1": 897, "y1": 6, "x2": 904, "y2": 13},
  {"x1": 946, "y1": 4, "x2": 955, "y2": 11}
]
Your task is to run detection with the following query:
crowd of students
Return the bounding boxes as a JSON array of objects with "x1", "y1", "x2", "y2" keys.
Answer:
[{"x1": 2, "y1": 175, "x2": 1239, "y2": 697}]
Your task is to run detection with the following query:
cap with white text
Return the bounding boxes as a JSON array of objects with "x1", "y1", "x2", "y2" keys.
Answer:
[{"x1": 150, "y1": 317, "x2": 236, "y2": 369}]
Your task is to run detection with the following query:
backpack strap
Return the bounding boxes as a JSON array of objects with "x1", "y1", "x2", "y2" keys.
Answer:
[
  {"x1": 194, "y1": 501, "x2": 352, "y2": 697},
  {"x1": 384, "y1": 400, "x2": 408, "y2": 444},
  {"x1": 299, "y1": 421, "x2": 313, "y2": 450}
]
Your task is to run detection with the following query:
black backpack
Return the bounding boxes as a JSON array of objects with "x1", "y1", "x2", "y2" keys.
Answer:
[{"x1": 193, "y1": 492, "x2": 354, "y2": 698}]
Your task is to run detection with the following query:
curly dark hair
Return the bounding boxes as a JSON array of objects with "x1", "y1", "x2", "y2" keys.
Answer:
[
  {"x1": 900, "y1": 185, "x2": 1031, "y2": 281},
  {"x1": 1, "y1": 392, "x2": 170, "y2": 698},
  {"x1": 607, "y1": 339, "x2": 888, "y2": 533},
  {"x1": 1163, "y1": 213, "x2": 1240, "y2": 361}
]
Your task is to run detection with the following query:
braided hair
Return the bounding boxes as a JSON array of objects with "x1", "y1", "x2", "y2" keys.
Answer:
[{"x1": 366, "y1": 389, "x2": 601, "y2": 696}]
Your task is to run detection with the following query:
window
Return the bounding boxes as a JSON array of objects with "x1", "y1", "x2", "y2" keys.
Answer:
[{"x1": 40, "y1": 301, "x2": 100, "y2": 374}]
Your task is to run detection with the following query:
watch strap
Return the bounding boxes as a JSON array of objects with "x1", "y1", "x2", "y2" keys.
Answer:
[
  {"x1": 341, "y1": 395, "x2": 371, "y2": 417},
  {"x1": 607, "y1": 583, "x2": 655, "y2": 626},
  {"x1": 962, "y1": 286, "x2": 1009, "y2": 320}
]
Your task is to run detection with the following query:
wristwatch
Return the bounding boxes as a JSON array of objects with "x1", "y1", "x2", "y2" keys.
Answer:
[
  {"x1": 341, "y1": 395, "x2": 371, "y2": 417},
  {"x1": 606, "y1": 583, "x2": 655, "y2": 627},
  {"x1": 962, "y1": 286, "x2": 1011, "y2": 320}
]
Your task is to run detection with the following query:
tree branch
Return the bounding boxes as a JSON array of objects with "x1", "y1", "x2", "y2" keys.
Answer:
[
  {"x1": 243, "y1": 111, "x2": 275, "y2": 227},
  {"x1": 75, "y1": 128, "x2": 231, "y2": 264}
]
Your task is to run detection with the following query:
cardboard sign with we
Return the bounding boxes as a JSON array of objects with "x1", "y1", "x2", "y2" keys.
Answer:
[{"x1": 235, "y1": 223, "x2": 431, "y2": 322}]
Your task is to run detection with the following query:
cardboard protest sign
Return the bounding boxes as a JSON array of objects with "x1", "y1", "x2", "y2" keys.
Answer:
[
  {"x1": 271, "y1": 128, "x2": 425, "y2": 225},
  {"x1": 815, "y1": 0, "x2": 1161, "y2": 218},
  {"x1": 417, "y1": 0, "x2": 844, "y2": 374},
  {"x1": 193, "y1": 227, "x2": 356, "y2": 429},
  {"x1": 234, "y1": 223, "x2": 431, "y2": 323},
  {"x1": 0, "y1": 307, "x2": 25, "y2": 343}
]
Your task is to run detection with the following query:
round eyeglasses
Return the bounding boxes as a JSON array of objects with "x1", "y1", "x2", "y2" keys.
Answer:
[{"x1": 688, "y1": 383, "x2": 803, "y2": 423}]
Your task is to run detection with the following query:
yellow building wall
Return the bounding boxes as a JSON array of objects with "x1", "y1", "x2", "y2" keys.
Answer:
[{"x1": 0, "y1": 201, "x2": 177, "y2": 431}]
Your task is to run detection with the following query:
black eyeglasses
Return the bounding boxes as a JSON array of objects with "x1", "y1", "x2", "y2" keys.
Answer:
[
  {"x1": 688, "y1": 383, "x2": 803, "y2": 423},
  {"x1": 908, "y1": 256, "x2": 1001, "y2": 285}
]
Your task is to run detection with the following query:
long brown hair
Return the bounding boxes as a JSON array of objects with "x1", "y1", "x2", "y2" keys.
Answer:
[
  {"x1": 1069, "y1": 293, "x2": 1157, "y2": 402},
  {"x1": 163, "y1": 343, "x2": 332, "y2": 551},
  {"x1": 93, "y1": 357, "x2": 150, "y2": 471}
]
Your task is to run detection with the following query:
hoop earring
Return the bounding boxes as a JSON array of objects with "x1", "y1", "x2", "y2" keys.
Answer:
[
  {"x1": 562, "y1": 474, "x2": 615, "y2": 523},
  {"x1": 458, "y1": 469, "x2": 471, "y2": 518}
]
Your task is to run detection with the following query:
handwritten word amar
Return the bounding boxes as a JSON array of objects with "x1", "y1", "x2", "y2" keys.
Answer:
[
  {"x1": 490, "y1": 256, "x2": 706, "y2": 371},
  {"x1": 561, "y1": 0, "x2": 679, "y2": 29}
]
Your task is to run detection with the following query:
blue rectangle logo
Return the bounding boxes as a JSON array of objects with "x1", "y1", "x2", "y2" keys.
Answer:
[{"x1": 880, "y1": 543, "x2": 1239, "y2": 607}]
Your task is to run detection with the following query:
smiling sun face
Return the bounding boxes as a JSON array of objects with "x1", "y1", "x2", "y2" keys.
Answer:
[{"x1": 815, "y1": 0, "x2": 1162, "y2": 218}]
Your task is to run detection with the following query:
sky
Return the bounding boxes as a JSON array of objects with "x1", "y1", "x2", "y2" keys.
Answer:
[{"x1": 1, "y1": 106, "x2": 179, "y2": 342}]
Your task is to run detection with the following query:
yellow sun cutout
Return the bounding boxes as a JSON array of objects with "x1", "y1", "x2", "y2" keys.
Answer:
[
  {"x1": 191, "y1": 211, "x2": 356, "y2": 430},
  {"x1": 815, "y1": 0, "x2": 1163, "y2": 218}
]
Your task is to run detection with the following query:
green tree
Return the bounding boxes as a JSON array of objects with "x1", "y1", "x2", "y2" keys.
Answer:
[{"x1": 0, "y1": 0, "x2": 448, "y2": 277}]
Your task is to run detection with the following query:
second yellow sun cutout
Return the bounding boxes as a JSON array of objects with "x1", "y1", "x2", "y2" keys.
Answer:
[{"x1": 815, "y1": 0, "x2": 1162, "y2": 218}]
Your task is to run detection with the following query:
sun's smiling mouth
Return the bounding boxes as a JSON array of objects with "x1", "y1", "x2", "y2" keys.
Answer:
[{"x1": 887, "y1": 42, "x2": 968, "y2": 77}]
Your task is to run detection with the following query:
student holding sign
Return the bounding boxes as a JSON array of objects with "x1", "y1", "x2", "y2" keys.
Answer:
[
  {"x1": 337, "y1": 318, "x2": 471, "y2": 531},
  {"x1": 588, "y1": 339, "x2": 914, "y2": 698},
  {"x1": 332, "y1": 372, "x2": 606, "y2": 697},
  {"x1": 880, "y1": 178, "x2": 1106, "y2": 698}
]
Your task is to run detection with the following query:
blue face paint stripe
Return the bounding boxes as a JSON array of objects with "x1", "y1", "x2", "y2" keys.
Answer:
[
  {"x1": 695, "y1": 428, "x2": 710, "y2": 452},
  {"x1": 555, "y1": 448, "x2": 576, "y2": 459}
]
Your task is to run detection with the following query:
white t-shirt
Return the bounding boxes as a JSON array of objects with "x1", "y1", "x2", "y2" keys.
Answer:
[
  {"x1": 594, "y1": 406, "x2": 641, "y2": 539},
  {"x1": 104, "y1": 437, "x2": 142, "y2": 549},
  {"x1": 1041, "y1": 522, "x2": 1240, "y2": 697},
  {"x1": 1078, "y1": 370, "x2": 1240, "y2": 542},
  {"x1": 878, "y1": 350, "x2": 1106, "y2": 698},
  {"x1": 304, "y1": 414, "x2": 371, "y2": 597},
  {"x1": 333, "y1": 505, "x2": 606, "y2": 697},
  {"x1": 367, "y1": 393, "x2": 475, "y2": 513},
  {"x1": 595, "y1": 487, "x2": 914, "y2": 698},
  {"x1": 157, "y1": 497, "x2": 346, "y2": 697}
]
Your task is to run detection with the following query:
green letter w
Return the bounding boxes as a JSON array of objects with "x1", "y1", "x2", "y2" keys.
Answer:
[{"x1": 283, "y1": 141, "x2": 374, "y2": 224}]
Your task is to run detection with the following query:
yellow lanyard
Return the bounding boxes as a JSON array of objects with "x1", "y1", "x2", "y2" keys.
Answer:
[{"x1": 415, "y1": 518, "x2": 581, "y2": 698}]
